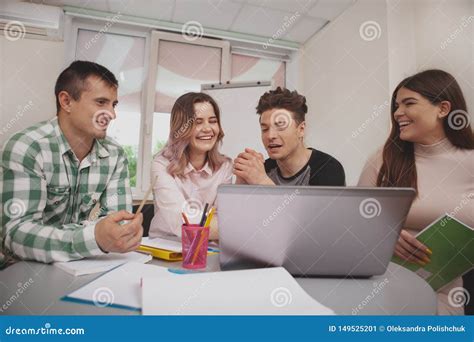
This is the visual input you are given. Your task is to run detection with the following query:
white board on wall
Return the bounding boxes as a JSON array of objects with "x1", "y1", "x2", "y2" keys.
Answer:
[{"x1": 203, "y1": 83, "x2": 271, "y2": 160}]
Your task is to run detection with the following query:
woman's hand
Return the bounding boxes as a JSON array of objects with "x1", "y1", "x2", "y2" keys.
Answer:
[{"x1": 394, "y1": 229, "x2": 432, "y2": 266}]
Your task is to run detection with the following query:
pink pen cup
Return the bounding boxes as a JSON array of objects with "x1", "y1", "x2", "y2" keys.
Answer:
[{"x1": 182, "y1": 224, "x2": 209, "y2": 269}]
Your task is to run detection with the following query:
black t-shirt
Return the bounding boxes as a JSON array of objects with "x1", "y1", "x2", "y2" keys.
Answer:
[{"x1": 264, "y1": 148, "x2": 345, "y2": 186}]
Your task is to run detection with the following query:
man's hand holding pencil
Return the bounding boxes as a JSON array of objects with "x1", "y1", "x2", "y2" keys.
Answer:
[
  {"x1": 94, "y1": 176, "x2": 158, "y2": 253},
  {"x1": 95, "y1": 210, "x2": 143, "y2": 253}
]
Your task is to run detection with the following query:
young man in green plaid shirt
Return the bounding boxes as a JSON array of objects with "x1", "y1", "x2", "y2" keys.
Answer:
[{"x1": 1, "y1": 61, "x2": 143, "y2": 265}]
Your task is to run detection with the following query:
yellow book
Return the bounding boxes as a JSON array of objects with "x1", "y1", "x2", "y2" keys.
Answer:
[
  {"x1": 138, "y1": 237, "x2": 219, "y2": 261},
  {"x1": 137, "y1": 245, "x2": 182, "y2": 261}
]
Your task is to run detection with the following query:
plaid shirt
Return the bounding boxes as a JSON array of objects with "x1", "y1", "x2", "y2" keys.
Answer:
[{"x1": 0, "y1": 117, "x2": 132, "y2": 263}]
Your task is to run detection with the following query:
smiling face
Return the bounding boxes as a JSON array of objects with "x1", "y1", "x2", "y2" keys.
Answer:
[
  {"x1": 393, "y1": 87, "x2": 448, "y2": 145},
  {"x1": 188, "y1": 101, "x2": 220, "y2": 155},
  {"x1": 260, "y1": 108, "x2": 305, "y2": 160},
  {"x1": 66, "y1": 75, "x2": 118, "y2": 140}
]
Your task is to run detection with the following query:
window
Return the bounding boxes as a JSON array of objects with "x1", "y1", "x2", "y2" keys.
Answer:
[
  {"x1": 152, "y1": 39, "x2": 224, "y2": 155},
  {"x1": 231, "y1": 53, "x2": 285, "y2": 87},
  {"x1": 68, "y1": 21, "x2": 288, "y2": 198},
  {"x1": 140, "y1": 32, "x2": 230, "y2": 195},
  {"x1": 74, "y1": 28, "x2": 147, "y2": 189}
]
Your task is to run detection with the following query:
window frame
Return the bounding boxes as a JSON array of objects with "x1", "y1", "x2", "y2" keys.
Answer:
[
  {"x1": 141, "y1": 31, "x2": 231, "y2": 195},
  {"x1": 64, "y1": 18, "x2": 151, "y2": 199},
  {"x1": 64, "y1": 17, "x2": 293, "y2": 199}
]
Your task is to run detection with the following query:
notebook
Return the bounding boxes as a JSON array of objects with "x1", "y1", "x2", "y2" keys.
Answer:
[
  {"x1": 63, "y1": 262, "x2": 175, "y2": 311},
  {"x1": 54, "y1": 252, "x2": 152, "y2": 276},
  {"x1": 392, "y1": 214, "x2": 474, "y2": 290},
  {"x1": 138, "y1": 237, "x2": 219, "y2": 261},
  {"x1": 140, "y1": 237, "x2": 182, "y2": 251},
  {"x1": 142, "y1": 267, "x2": 335, "y2": 315}
]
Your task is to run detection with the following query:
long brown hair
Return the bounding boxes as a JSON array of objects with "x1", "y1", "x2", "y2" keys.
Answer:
[
  {"x1": 159, "y1": 92, "x2": 228, "y2": 178},
  {"x1": 377, "y1": 69, "x2": 474, "y2": 192}
]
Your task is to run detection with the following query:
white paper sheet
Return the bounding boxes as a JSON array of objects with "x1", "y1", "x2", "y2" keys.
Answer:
[
  {"x1": 54, "y1": 252, "x2": 152, "y2": 276},
  {"x1": 140, "y1": 237, "x2": 182, "y2": 252},
  {"x1": 142, "y1": 267, "x2": 334, "y2": 315},
  {"x1": 64, "y1": 262, "x2": 174, "y2": 310}
]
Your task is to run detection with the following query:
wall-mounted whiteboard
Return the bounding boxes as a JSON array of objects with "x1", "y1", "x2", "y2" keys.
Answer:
[{"x1": 203, "y1": 83, "x2": 271, "y2": 160}]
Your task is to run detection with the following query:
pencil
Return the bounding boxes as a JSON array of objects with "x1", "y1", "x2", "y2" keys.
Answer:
[
  {"x1": 199, "y1": 203, "x2": 209, "y2": 227},
  {"x1": 181, "y1": 212, "x2": 190, "y2": 225},
  {"x1": 135, "y1": 176, "x2": 158, "y2": 216},
  {"x1": 191, "y1": 207, "x2": 216, "y2": 264},
  {"x1": 203, "y1": 207, "x2": 215, "y2": 228}
]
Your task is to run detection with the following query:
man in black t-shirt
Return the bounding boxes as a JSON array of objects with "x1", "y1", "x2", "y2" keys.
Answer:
[{"x1": 233, "y1": 87, "x2": 345, "y2": 186}]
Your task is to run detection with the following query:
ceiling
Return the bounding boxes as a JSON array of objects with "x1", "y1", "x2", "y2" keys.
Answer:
[{"x1": 30, "y1": 0, "x2": 355, "y2": 44}]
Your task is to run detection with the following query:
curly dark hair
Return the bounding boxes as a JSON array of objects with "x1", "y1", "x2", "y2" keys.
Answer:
[{"x1": 256, "y1": 87, "x2": 308, "y2": 123}]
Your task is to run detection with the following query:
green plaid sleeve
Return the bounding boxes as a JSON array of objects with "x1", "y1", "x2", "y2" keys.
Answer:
[
  {"x1": 1, "y1": 136, "x2": 105, "y2": 263},
  {"x1": 99, "y1": 146, "x2": 133, "y2": 216}
]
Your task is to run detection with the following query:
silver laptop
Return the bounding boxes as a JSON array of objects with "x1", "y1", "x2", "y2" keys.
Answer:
[{"x1": 217, "y1": 185, "x2": 415, "y2": 277}]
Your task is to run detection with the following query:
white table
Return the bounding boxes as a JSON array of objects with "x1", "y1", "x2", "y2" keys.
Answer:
[{"x1": 0, "y1": 256, "x2": 437, "y2": 315}]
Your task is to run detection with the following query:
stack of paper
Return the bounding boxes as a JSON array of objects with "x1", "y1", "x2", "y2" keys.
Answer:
[
  {"x1": 140, "y1": 237, "x2": 182, "y2": 251},
  {"x1": 142, "y1": 267, "x2": 334, "y2": 315},
  {"x1": 138, "y1": 237, "x2": 183, "y2": 261},
  {"x1": 63, "y1": 262, "x2": 175, "y2": 311},
  {"x1": 54, "y1": 252, "x2": 152, "y2": 276}
]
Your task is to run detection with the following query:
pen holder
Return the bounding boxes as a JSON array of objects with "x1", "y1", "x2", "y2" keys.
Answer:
[{"x1": 182, "y1": 224, "x2": 209, "y2": 269}]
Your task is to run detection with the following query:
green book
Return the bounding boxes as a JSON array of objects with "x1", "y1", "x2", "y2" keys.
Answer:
[{"x1": 392, "y1": 214, "x2": 474, "y2": 291}]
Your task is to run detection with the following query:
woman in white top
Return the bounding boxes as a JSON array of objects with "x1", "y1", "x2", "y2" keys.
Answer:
[
  {"x1": 149, "y1": 92, "x2": 233, "y2": 239},
  {"x1": 358, "y1": 69, "x2": 474, "y2": 315}
]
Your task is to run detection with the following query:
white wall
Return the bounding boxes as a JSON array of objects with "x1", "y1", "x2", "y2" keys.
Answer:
[
  {"x1": 0, "y1": 36, "x2": 64, "y2": 146},
  {"x1": 414, "y1": 0, "x2": 473, "y2": 118},
  {"x1": 300, "y1": 0, "x2": 391, "y2": 185},
  {"x1": 388, "y1": 0, "x2": 474, "y2": 115},
  {"x1": 300, "y1": 0, "x2": 474, "y2": 185},
  {"x1": 386, "y1": 0, "x2": 418, "y2": 91}
]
